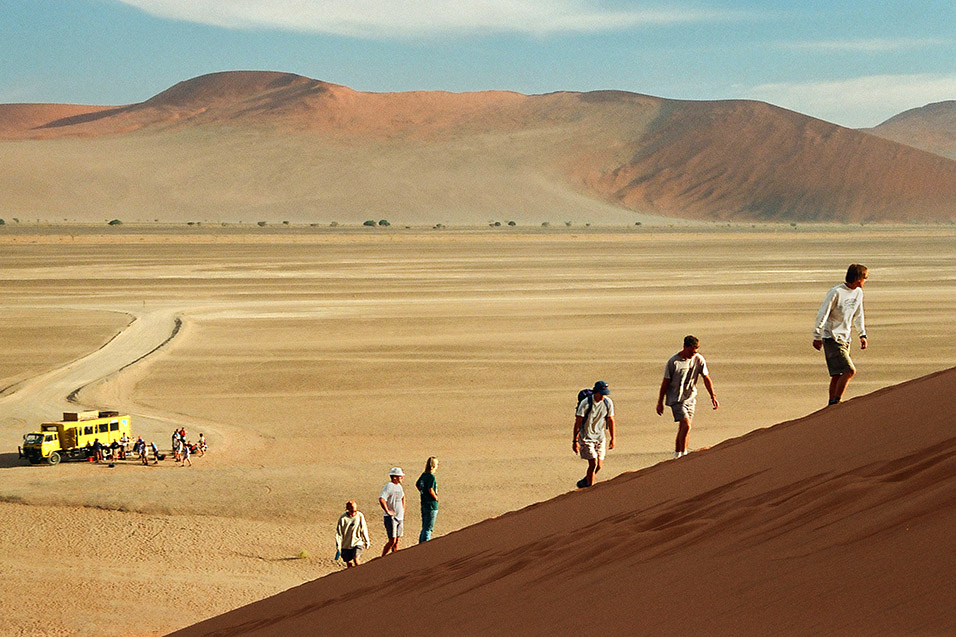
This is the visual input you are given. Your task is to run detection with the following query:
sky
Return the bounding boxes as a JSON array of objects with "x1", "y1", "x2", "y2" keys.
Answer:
[{"x1": 2, "y1": 0, "x2": 955, "y2": 128}]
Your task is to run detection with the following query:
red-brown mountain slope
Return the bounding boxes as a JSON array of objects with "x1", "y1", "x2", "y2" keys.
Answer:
[
  {"x1": 173, "y1": 367, "x2": 956, "y2": 636},
  {"x1": 864, "y1": 100, "x2": 956, "y2": 160}
]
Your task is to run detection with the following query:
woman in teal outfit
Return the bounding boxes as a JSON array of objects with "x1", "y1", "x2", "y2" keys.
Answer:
[{"x1": 415, "y1": 457, "x2": 439, "y2": 542}]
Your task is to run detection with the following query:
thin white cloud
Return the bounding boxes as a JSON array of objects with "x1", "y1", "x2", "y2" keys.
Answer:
[
  {"x1": 113, "y1": 0, "x2": 740, "y2": 37},
  {"x1": 745, "y1": 74, "x2": 956, "y2": 128},
  {"x1": 778, "y1": 38, "x2": 947, "y2": 53}
]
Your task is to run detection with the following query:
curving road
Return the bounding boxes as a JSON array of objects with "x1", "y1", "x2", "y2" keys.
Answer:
[{"x1": 0, "y1": 308, "x2": 182, "y2": 444}]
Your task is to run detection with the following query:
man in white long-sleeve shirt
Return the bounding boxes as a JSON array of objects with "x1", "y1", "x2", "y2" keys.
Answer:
[{"x1": 813, "y1": 264, "x2": 868, "y2": 406}]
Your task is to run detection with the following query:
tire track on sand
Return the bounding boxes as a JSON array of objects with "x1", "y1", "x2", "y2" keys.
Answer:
[{"x1": 0, "y1": 309, "x2": 182, "y2": 438}]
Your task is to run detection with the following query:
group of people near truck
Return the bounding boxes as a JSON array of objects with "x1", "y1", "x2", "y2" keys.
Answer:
[
  {"x1": 333, "y1": 264, "x2": 869, "y2": 565},
  {"x1": 334, "y1": 457, "x2": 440, "y2": 568},
  {"x1": 171, "y1": 428, "x2": 206, "y2": 467}
]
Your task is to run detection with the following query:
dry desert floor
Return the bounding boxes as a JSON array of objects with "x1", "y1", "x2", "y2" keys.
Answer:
[{"x1": 1, "y1": 226, "x2": 954, "y2": 636}]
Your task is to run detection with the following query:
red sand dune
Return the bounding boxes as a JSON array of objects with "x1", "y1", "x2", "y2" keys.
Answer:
[
  {"x1": 865, "y1": 100, "x2": 956, "y2": 160},
  {"x1": 173, "y1": 367, "x2": 956, "y2": 636},
  {"x1": 0, "y1": 103, "x2": 116, "y2": 137},
  {"x1": 3, "y1": 71, "x2": 956, "y2": 223}
]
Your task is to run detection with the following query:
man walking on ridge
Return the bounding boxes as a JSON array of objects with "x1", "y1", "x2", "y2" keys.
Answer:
[
  {"x1": 813, "y1": 263, "x2": 868, "y2": 406},
  {"x1": 573, "y1": 381, "x2": 615, "y2": 488},
  {"x1": 379, "y1": 467, "x2": 406, "y2": 556},
  {"x1": 657, "y1": 335, "x2": 719, "y2": 458}
]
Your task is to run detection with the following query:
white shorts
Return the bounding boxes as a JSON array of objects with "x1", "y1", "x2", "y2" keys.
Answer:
[{"x1": 578, "y1": 439, "x2": 606, "y2": 460}]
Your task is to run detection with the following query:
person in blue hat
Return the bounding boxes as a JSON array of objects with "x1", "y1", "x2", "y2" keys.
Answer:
[{"x1": 572, "y1": 380, "x2": 615, "y2": 488}]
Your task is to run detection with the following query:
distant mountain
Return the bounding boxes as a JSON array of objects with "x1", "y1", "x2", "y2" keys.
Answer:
[
  {"x1": 2, "y1": 71, "x2": 956, "y2": 224},
  {"x1": 864, "y1": 101, "x2": 956, "y2": 160}
]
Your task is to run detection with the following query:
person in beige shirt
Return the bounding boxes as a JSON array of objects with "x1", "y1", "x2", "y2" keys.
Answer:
[{"x1": 335, "y1": 500, "x2": 370, "y2": 568}]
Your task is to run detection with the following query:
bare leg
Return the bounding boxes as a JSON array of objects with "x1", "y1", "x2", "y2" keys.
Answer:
[
  {"x1": 585, "y1": 458, "x2": 603, "y2": 486},
  {"x1": 829, "y1": 369, "x2": 855, "y2": 403},
  {"x1": 676, "y1": 418, "x2": 692, "y2": 454}
]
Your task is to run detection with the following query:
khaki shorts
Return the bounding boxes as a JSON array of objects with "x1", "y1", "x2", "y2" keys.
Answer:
[
  {"x1": 823, "y1": 338, "x2": 855, "y2": 377},
  {"x1": 670, "y1": 398, "x2": 696, "y2": 422},
  {"x1": 578, "y1": 439, "x2": 606, "y2": 460},
  {"x1": 384, "y1": 516, "x2": 403, "y2": 539}
]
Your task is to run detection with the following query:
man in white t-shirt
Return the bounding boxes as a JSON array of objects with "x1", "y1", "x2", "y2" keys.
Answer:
[
  {"x1": 656, "y1": 335, "x2": 719, "y2": 458},
  {"x1": 572, "y1": 381, "x2": 616, "y2": 488},
  {"x1": 378, "y1": 467, "x2": 406, "y2": 556},
  {"x1": 813, "y1": 264, "x2": 868, "y2": 406}
]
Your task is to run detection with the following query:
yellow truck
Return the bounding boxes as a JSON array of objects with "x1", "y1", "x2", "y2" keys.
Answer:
[{"x1": 18, "y1": 411, "x2": 132, "y2": 465}]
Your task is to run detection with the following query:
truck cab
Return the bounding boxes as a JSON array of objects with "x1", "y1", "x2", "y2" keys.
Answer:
[{"x1": 21, "y1": 429, "x2": 61, "y2": 464}]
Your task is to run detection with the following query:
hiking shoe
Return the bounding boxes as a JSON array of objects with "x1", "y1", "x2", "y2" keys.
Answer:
[
  {"x1": 576, "y1": 478, "x2": 589, "y2": 489},
  {"x1": 827, "y1": 398, "x2": 841, "y2": 406}
]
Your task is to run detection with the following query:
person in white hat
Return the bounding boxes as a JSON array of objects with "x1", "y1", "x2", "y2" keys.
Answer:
[{"x1": 379, "y1": 467, "x2": 406, "y2": 556}]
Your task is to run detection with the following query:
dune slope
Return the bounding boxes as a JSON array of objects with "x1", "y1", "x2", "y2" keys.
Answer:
[
  {"x1": 3, "y1": 71, "x2": 956, "y2": 223},
  {"x1": 865, "y1": 100, "x2": 956, "y2": 160},
  {"x1": 173, "y1": 366, "x2": 956, "y2": 636}
]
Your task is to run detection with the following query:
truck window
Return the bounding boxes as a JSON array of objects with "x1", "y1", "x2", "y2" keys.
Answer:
[
  {"x1": 98, "y1": 424, "x2": 108, "y2": 433},
  {"x1": 110, "y1": 421, "x2": 119, "y2": 431},
  {"x1": 44, "y1": 434, "x2": 55, "y2": 442},
  {"x1": 84, "y1": 426, "x2": 94, "y2": 435}
]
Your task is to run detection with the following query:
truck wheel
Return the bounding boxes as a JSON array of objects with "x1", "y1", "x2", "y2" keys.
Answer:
[{"x1": 47, "y1": 452, "x2": 61, "y2": 466}]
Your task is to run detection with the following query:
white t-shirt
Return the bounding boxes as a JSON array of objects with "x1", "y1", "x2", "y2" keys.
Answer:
[
  {"x1": 576, "y1": 396, "x2": 613, "y2": 444},
  {"x1": 380, "y1": 481, "x2": 405, "y2": 520},
  {"x1": 664, "y1": 353, "x2": 709, "y2": 405},
  {"x1": 813, "y1": 283, "x2": 865, "y2": 343}
]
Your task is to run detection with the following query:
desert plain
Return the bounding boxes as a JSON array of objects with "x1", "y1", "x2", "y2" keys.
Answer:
[{"x1": 1, "y1": 225, "x2": 955, "y2": 636}]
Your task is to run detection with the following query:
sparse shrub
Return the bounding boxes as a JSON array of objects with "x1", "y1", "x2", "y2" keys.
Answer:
[
  {"x1": 363, "y1": 220, "x2": 376, "y2": 227},
  {"x1": 565, "y1": 221, "x2": 572, "y2": 227},
  {"x1": 433, "y1": 223, "x2": 445, "y2": 229},
  {"x1": 108, "y1": 219, "x2": 122, "y2": 226},
  {"x1": 257, "y1": 221, "x2": 267, "y2": 227},
  {"x1": 790, "y1": 223, "x2": 797, "y2": 228},
  {"x1": 330, "y1": 221, "x2": 339, "y2": 227},
  {"x1": 12, "y1": 218, "x2": 19, "y2": 223},
  {"x1": 634, "y1": 222, "x2": 641, "y2": 226},
  {"x1": 297, "y1": 550, "x2": 310, "y2": 560},
  {"x1": 0, "y1": 219, "x2": 5, "y2": 226},
  {"x1": 541, "y1": 222, "x2": 550, "y2": 227},
  {"x1": 282, "y1": 221, "x2": 290, "y2": 226},
  {"x1": 507, "y1": 221, "x2": 516, "y2": 227},
  {"x1": 187, "y1": 222, "x2": 196, "y2": 226},
  {"x1": 493, "y1": 221, "x2": 502, "y2": 227},
  {"x1": 378, "y1": 219, "x2": 390, "y2": 226}
]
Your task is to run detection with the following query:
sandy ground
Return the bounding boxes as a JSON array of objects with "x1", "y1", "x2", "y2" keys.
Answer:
[
  {"x1": 174, "y1": 366, "x2": 956, "y2": 637},
  {"x1": 1, "y1": 227, "x2": 955, "y2": 635}
]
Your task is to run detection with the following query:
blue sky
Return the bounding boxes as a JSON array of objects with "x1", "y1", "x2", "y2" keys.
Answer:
[{"x1": 3, "y1": 0, "x2": 955, "y2": 127}]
